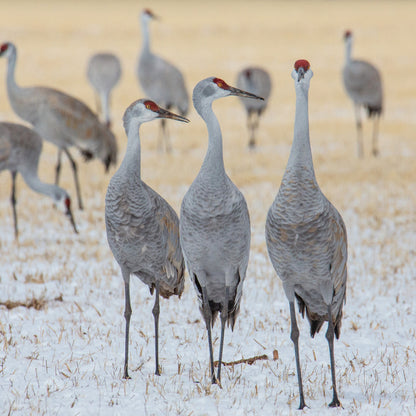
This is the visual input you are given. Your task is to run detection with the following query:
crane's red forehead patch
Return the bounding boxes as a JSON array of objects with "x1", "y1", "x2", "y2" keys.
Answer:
[
  {"x1": 294, "y1": 59, "x2": 310, "y2": 72},
  {"x1": 213, "y1": 78, "x2": 230, "y2": 90},
  {"x1": 344, "y1": 30, "x2": 352, "y2": 39},
  {"x1": 0, "y1": 43, "x2": 8, "y2": 53},
  {"x1": 144, "y1": 100, "x2": 159, "y2": 112},
  {"x1": 65, "y1": 197, "x2": 71, "y2": 210},
  {"x1": 144, "y1": 9, "x2": 154, "y2": 17}
]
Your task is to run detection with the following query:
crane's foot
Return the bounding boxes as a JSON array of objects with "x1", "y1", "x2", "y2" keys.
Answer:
[
  {"x1": 298, "y1": 399, "x2": 308, "y2": 410},
  {"x1": 155, "y1": 365, "x2": 161, "y2": 376},
  {"x1": 328, "y1": 397, "x2": 342, "y2": 408}
]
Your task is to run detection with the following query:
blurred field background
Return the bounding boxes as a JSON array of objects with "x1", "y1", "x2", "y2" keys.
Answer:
[{"x1": 0, "y1": 0, "x2": 415, "y2": 415}]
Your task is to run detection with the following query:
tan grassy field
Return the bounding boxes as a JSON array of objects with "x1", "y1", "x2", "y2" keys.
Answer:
[{"x1": 0, "y1": 1, "x2": 415, "y2": 414}]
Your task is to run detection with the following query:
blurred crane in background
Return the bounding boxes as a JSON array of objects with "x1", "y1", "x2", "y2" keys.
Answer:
[
  {"x1": 0, "y1": 42, "x2": 118, "y2": 210},
  {"x1": 87, "y1": 52, "x2": 122, "y2": 129},
  {"x1": 342, "y1": 30, "x2": 383, "y2": 157},
  {"x1": 236, "y1": 66, "x2": 272, "y2": 149},
  {"x1": 137, "y1": 9, "x2": 189, "y2": 152}
]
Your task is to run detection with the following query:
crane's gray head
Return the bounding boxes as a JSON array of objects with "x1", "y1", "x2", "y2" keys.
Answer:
[
  {"x1": 193, "y1": 77, "x2": 264, "y2": 111},
  {"x1": 344, "y1": 30, "x2": 353, "y2": 41},
  {"x1": 141, "y1": 8, "x2": 157, "y2": 23},
  {"x1": 123, "y1": 99, "x2": 189, "y2": 133},
  {"x1": 291, "y1": 59, "x2": 313, "y2": 85},
  {"x1": 53, "y1": 189, "x2": 78, "y2": 234},
  {"x1": 0, "y1": 42, "x2": 15, "y2": 59}
]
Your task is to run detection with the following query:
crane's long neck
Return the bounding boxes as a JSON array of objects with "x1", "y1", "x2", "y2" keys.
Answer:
[
  {"x1": 198, "y1": 101, "x2": 226, "y2": 178},
  {"x1": 344, "y1": 38, "x2": 353, "y2": 65},
  {"x1": 5, "y1": 48, "x2": 22, "y2": 98},
  {"x1": 120, "y1": 123, "x2": 142, "y2": 181},
  {"x1": 141, "y1": 18, "x2": 151, "y2": 53},
  {"x1": 21, "y1": 171, "x2": 61, "y2": 201},
  {"x1": 286, "y1": 84, "x2": 315, "y2": 177}
]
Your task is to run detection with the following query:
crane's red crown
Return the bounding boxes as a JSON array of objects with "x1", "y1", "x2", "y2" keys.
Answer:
[
  {"x1": 213, "y1": 78, "x2": 230, "y2": 90},
  {"x1": 344, "y1": 30, "x2": 352, "y2": 39},
  {"x1": 65, "y1": 197, "x2": 71, "y2": 210},
  {"x1": 144, "y1": 100, "x2": 159, "y2": 112},
  {"x1": 143, "y1": 9, "x2": 155, "y2": 17},
  {"x1": 0, "y1": 43, "x2": 9, "y2": 53},
  {"x1": 294, "y1": 59, "x2": 310, "y2": 72}
]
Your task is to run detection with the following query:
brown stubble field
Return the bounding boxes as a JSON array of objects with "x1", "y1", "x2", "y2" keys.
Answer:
[{"x1": 0, "y1": 1, "x2": 415, "y2": 414}]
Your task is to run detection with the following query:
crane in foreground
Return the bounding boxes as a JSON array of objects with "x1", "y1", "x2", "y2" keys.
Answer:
[
  {"x1": 137, "y1": 9, "x2": 189, "y2": 152},
  {"x1": 265, "y1": 60, "x2": 347, "y2": 409},
  {"x1": 180, "y1": 77, "x2": 263, "y2": 384},
  {"x1": 0, "y1": 42, "x2": 118, "y2": 210},
  {"x1": 0, "y1": 122, "x2": 77, "y2": 238},
  {"x1": 342, "y1": 30, "x2": 383, "y2": 157},
  {"x1": 105, "y1": 99, "x2": 188, "y2": 378},
  {"x1": 266, "y1": 59, "x2": 347, "y2": 409},
  {"x1": 236, "y1": 66, "x2": 272, "y2": 149},
  {"x1": 86, "y1": 52, "x2": 122, "y2": 128}
]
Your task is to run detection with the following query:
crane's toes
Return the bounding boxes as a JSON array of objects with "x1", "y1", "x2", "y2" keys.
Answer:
[{"x1": 328, "y1": 398, "x2": 342, "y2": 408}]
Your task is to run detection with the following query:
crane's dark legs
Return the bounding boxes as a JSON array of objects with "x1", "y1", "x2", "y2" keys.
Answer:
[
  {"x1": 354, "y1": 104, "x2": 364, "y2": 158},
  {"x1": 289, "y1": 301, "x2": 307, "y2": 410},
  {"x1": 152, "y1": 282, "x2": 161, "y2": 376},
  {"x1": 159, "y1": 119, "x2": 172, "y2": 153},
  {"x1": 55, "y1": 149, "x2": 62, "y2": 186},
  {"x1": 326, "y1": 304, "x2": 341, "y2": 407},
  {"x1": 122, "y1": 272, "x2": 132, "y2": 379},
  {"x1": 217, "y1": 286, "x2": 230, "y2": 382},
  {"x1": 10, "y1": 171, "x2": 18, "y2": 239},
  {"x1": 201, "y1": 285, "x2": 216, "y2": 384},
  {"x1": 63, "y1": 148, "x2": 84, "y2": 210},
  {"x1": 372, "y1": 115, "x2": 380, "y2": 157}
]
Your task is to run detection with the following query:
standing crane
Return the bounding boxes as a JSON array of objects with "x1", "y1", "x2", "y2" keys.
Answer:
[
  {"x1": 0, "y1": 42, "x2": 118, "y2": 210},
  {"x1": 0, "y1": 122, "x2": 77, "y2": 238},
  {"x1": 86, "y1": 52, "x2": 122, "y2": 128},
  {"x1": 105, "y1": 99, "x2": 188, "y2": 379},
  {"x1": 265, "y1": 60, "x2": 347, "y2": 409},
  {"x1": 180, "y1": 77, "x2": 263, "y2": 384},
  {"x1": 236, "y1": 66, "x2": 272, "y2": 149},
  {"x1": 137, "y1": 9, "x2": 189, "y2": 152},
  {"x1": 342, "y1": 30, "x2": 383, "y2": 157}
]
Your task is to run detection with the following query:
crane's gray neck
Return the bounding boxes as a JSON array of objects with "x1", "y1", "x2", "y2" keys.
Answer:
[
  {"x1": 141, "y1": 17, "x2": 151, "y2": 53},
  {"x1": 121, "y1": 122, "x2": 142, "y2": 180},
  {"x1": 286, "y1": 84, "x2": 315, "y2": 175},
  {"x1": 344, "y1": 38, "x2": 353, "y2": 65},
  {"x1": 197, "y1": 100, "x2": 226, "y2": 177},
  {"x1": 5, "y1": 47, "x2": 20, "y2": 94},
  {"x1": 21, "y1": 171, "x2": 62, "y2": 201}
]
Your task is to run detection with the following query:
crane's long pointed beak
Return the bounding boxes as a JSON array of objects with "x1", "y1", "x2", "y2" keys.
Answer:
[
  {"x1": 66, "y1": 208, "x2": 78, "y2": 234},
  {"x1": 229, "y1": 86, "x2": 264, "y2": 101},
  {"x1": 157, "y1": 108, "x2": 190, "y2": 123}
]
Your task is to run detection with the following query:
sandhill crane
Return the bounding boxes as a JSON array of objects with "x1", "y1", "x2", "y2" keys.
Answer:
[
  {"x1": 105, "y1": 99, "x2": 188, "y2": 378},
  {"x1": 265, "y1": 60, "x2": 347, "y2": 409},
  {"x1": 0, "y1": 122, "x2": 77, "y2": 238},
  {"x1": 236, "y1": 66, "x2": 272, "y2": 148},
  {"x1": 137, "y1": 9, "x2": 189, "y2": 152},
  {"x1": 342, "y1": 30, "x2": 383, "y2": 157},
  {"x1": 180, "y1": 77, "x2": 263, "y2": 384},
  {"x1": 0, "y1": 42, "x2": 118, "y2": 210},
  {"x1": 86, "y1": 52, "x2": 122, "y2": 128}
]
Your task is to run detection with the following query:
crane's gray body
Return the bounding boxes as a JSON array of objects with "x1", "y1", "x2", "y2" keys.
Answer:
[
  {"x1": 236, "y1": 67, "x2": 271, "y2": 114},
  {"x1": 137, "y1": 11, "x2": 188, "y2": 116},
  {"x1": 87, "y1": 52, "x2": 122, "y2": 126},
  {"x1": 1, "y1": 43, "x2": 117, "y2": 168}
]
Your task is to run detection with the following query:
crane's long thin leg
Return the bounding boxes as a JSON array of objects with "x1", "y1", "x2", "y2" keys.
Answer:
[
  {"x1": 122, "y1": 270, "x2": 132, "y2": 379},
  {"x1": 152, "y1": 282, "x2": 161, "y2": 376},
  {"x1": 354, "y1": 104, "x2": 363, "y2": 158},
  {"x1": 201, "y1": 285, "x2": 215, "y2": 384},
  {"x1": 371, "y1": 115, "x2": 380, "y2": 157},
  {"x1": 63, "y1": 148, "x2": 84, "y2": 210},
  {"x1": 247, "y1": 111, "x2": 256, "y2": 149},
  {"x1": 289, "y1": 301, "x2": 307, "y2": 410},
  {"x1": 55, "y1": 149, "x2": 63, "y2": 186},
  {"x1": 10, "y1": 171, "x2": 18, "y2": 240},
  {"x1": 326, "y1": 304, "x2": 341, "y2": 407},
  {"x1": 217, "y1": 286, "x2": 230, "y2": 383}
]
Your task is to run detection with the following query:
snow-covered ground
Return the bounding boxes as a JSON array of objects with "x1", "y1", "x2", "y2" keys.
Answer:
[{"x1": 0, "y1": 179, "x2": 415, "y2": 415}]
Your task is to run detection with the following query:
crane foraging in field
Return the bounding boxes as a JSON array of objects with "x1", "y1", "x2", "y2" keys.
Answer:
[
  {"x1": 0, "y1": 42, "x2": 118, "y2": 211},
  {"x1": 137, "y1": 9, "x2": 189, "y2": 152},
  {"x1": 265, "y1": 60, "x2": 347, "y2": 409},
  {"x1": 105, "y1": 99, "x2": 188, "y2": 379},
  {"x1": 342, "y1": 30, "x2": 383, "y2": 157},
  {"x1": 236, "y1": 66, "x2": 272, "y2": 148},
  {"x1": 180, "y1": 77, "x2": 263, "y2": 384},
  {"x1": 87, "y1": 52, "x2": 122, "y2": 128},
  {"x1": 0, "y1": 122, "x2": 78, "y2": 238}
]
